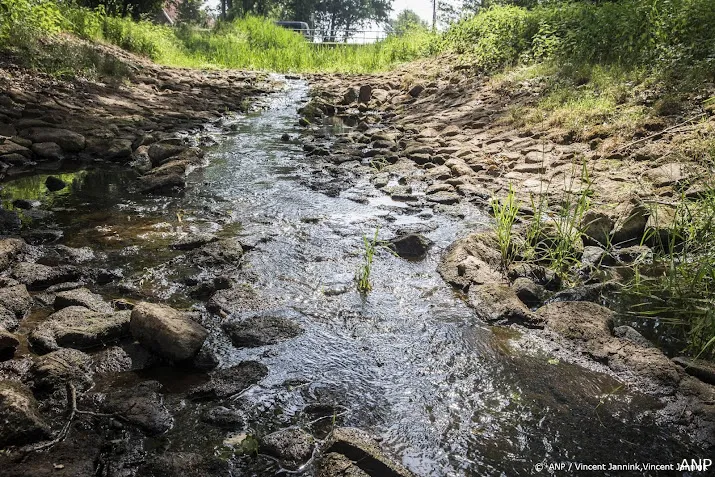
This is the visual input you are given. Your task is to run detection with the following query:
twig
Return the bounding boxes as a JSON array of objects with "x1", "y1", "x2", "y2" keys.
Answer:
[
  {"x1": 610, "y1": 113, "x2": 706, "y2": 154},
  {"x1": 20, "y1": 383, "x2": 77, "y2": 453}
]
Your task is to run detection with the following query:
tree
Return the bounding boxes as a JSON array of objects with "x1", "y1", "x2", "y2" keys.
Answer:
[
  {"x1": 389, "y1": 9, "x2": 427, "y2": 36},
  {"x1": 175, "y1": 0, "x2": 206, "y2": 24},
  {"x1": 77, "y1": 0, "x2": 164, "y2": 20},
  {"x1": 314, "y1": 0, "x2": 392, "y2": 42}
]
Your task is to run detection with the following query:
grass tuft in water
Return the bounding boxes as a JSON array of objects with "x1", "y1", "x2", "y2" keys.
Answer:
[{"x1": 356, "y1": 227, "x2": 381, "y2": 293}]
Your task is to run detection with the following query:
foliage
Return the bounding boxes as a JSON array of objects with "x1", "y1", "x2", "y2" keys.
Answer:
[
  {"x1": 74, "y1": 0, "x2": 164, "y2": 20},
  {"x1": 491, "y1": 185, "x2": 520, "y2": 272},
  {"x1": 356, "y1": 227, "x2": 380, "y2": 292},
  {"x1": 389, "y1": 9, "x2": 428, "y2": 36}
]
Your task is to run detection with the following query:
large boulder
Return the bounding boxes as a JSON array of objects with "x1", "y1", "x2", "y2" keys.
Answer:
[
  {"x1": 147, "y1": 141, "x2": 186, "y2": 166},
  {"x1": 28, "y1": 306, "x2": 130, "y2": 353},
  {"x1": 189, "y1": 361, "x2": 268, "y2": 400},
  {"x1": 137, "y1": 173, "x2": 186, "y2": 194},
  {"x1": 0, "y1": 208, "x2": 21, "y2": 236},
  {"x1": 20, "y1": 127, "x2": 86, "y2": 152},
  {"x1": 611, "y1": 196, "x2": 649, "y2": 245},
  {"x1": 130, "y1": 302, "x2": 207, "y2": 361},
  {"x1": 437, "y1": 232, "x2": 501, "y2": 290},
  {"x1": 262, "y1": 428, "x2": 315, "y2": 471},
  {"x1": 221, "y1": 309, "x2": 303, "y2": 348},
  {"x1": 11, "y1": 262, "x2": 81, "y2": 290},
  {"x1": 0, "y1": 380, "x2": 51, "y2": 448},
  {"x1": 0, "y1": 284, "x2": 32, "y2": 318}
]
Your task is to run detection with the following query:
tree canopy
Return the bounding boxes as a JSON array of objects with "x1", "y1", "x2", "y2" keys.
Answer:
[{"x1": 389, "y1": 9, "x2": 428, "y2": 36}]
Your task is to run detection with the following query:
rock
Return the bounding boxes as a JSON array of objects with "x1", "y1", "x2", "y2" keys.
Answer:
[
  {"x1": 426, "y1": 191, "x2": 460, "y2": 205},
  {"x1": 102, "y1": 381, "x2": 172, "y2": 435},
  {"x1": 137, "y1": 172, "x2": 185, "y2": 194},
  {"x1": 104, "y1": 139, "x2": 133, "y2": 161},
  {"x1": 45, "y1": 175, "x2": 66, "y2": 192},
  {"x1": 549, "y1": 282, "x2": 619, "y2": 303},
  {"x1": 201, "y1": 406, "x2": 244, "y2": 428},
  {"x1": 147, "y1": 141, "x2": 186, "y2": 166},
  {"x1": 389, "y1": 234, "x2": 432, "y2": 259},
  {"x1": 438, "y1": 232, "x2": 502, "y2": 290},
  {"x1": 11, "y1": 199, "x2": 37, "y2": 210},
  {"x1": 19, "y1": 127, "x2": 86, "y2": 152},
  {"x1": 537, "y1": 301, "x2": 613, "y2": 342},
  {"x1": 30, "y1": 142, "x2": 63, "y2": 160},
  {"x1": 408, "y1": 84, "x2": 424, "y2": 98},
  {"x1": 613, "y1": 326, "x2": 654, "y2": 348},
  {"x1": 0, "y1": 139, "x2": 29, "y2": 156},
  {"x1": 614, "y1": 245, "x2": 652, "y2": 263},
  {"x1": 28, "y1": 306, "x2": 130, "y2": 353},
  {"x1": 644, "y1": 162, "x2": 690, "y2": 188},
  {"x1": 512, "y1": 277, "x2": 545, "y2": 307},
  {"x1": 358, "y1": 85, "x2": 372, "y2": 104},
  {"x1": 672, "y1": 356, "x2": 715, "y2": 385},
  {"x1": 0, "y1": 330, "x2": 19, "y2": 359},
  {"x1": 207, "y1": 283, "x2": 265, "y2": 315},
  {"x1": 130, "y1": 302, "x2": 207, "y2": 362},
  {"x1": 0, "y1": 284, "x2": 32, "y2": 317},
  {"x1": 468, "y1": 283, "x2": 542, "y2": 327},
  {"x1": 222, "y1": 309, "x2": 303, "y2": 348},
  {"x1": 12, "y1": 262, "x2": 80, "y2": 290},
  {"x1": 612, "y1": 196, "x2": 649, "y2": 245},
  {"x1": 54, "y1": 287, "x2": 113, "y2": 313},
  {"x1": 342, "y1": 88, "x2": 358, "y2": 105},
  {"x1": 189, "y1": 361, "x2": 268, "y2": 399},
  {"x1": 0, "y1": 208, "x2": 21, "y2": 235},
  {"x1": 136, "y1": 452, "x2": 228, "y2": 477},
  {"x1": 30, "y1": 348, "x2": 93, "y2": 393},
  {"x1": 0, "y1": 239, "x2": 25, "y2": 271},
  {"x1": 322, "y1": 427, "x2": 414, "y2": 477},
  {"x1": 581, "y1": 246, "x2": 616, "y2": 268},
  {"x1": 0, "y1": 307, "x2": 19, "y2": 332},
  {"x1": 22, "y1": 228, "x2": 63, "y2": 245},
  {"x1": 318, "y1": 452, "x2": 371, "y2": 477},
  {"x1": 581, "y1": 209, "x2": 613, "y2": 246},
  {"x1": 262, "y1": 428, "x2": 315, "y2": 470},
  {"x1": 507, "y1": 263, "x2": 562, "y2": 291},
  {"x1": 130, "y1": 145, "x2": 153, "y2": 173},
  {"x1": 0, "y1": 380, "x2": 51, "y2": 448},
  {"x1": 171, "y1": 233, "x2": 217, "y2": 251}
]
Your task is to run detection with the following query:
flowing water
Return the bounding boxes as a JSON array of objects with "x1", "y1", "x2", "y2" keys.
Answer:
[{"x1": 0, "y1": 78, "x2": 700, "y2": 476}]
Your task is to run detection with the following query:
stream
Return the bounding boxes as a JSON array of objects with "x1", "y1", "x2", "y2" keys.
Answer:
[{"x1": 0, "y1": 78, "x2": 700, "y2": 476}]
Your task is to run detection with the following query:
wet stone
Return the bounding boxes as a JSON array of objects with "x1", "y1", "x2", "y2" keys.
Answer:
[
  {"x1": 389, "y1": 233, "x2": 433, "y2": 259},
  {"x1": 262, "y1": 427, "x2": 315, "y2": 471},
  {"x1": 201, "y1": 406, "x2": 245, "y2": 429},
  {"x1": 468, "y1": 283, "x2": 542, "y2": 328},
  {"x1": 0, "y1": 380, "x2": 51, "y2": 448},
  {"x1": 136, "y1": 452, "x2": 229, "y2": 477},
  {"x1": 102, "y1": 381, "x2": 172, "y2": 435},
  {"x1": 671, "y1": 356, "x2": 715, "y2": 385},
  {"x1": 0, "y1": 284, "x2": 32, "y2": 318},
  {"x1": 30, "y1": 348, "x2": 94, "y2": 393},
  {"x1": 45, "y1": 175, "x2": 66, "y2": 191},
  {"x1": 0, "y1": 330, "x2": 19, "y2": 359},
  {"x1": 54, "y1": 287, "x2": 113, "y2": 313},
  {"x1": 222, "y1": 309, "x2": 303, "y2": 348},
  {"x1": 12, "y1": 262, "x2": 81, "y2": 290},
  {"x1": 189, "y1": 361, "x2": 268, "y2": 399},
  {"x1": 130, "y1": 302, "x2": 208, "y2": 362},
  {"x1": 614, "y1": 326, "x2": 654, "y2": 349}
]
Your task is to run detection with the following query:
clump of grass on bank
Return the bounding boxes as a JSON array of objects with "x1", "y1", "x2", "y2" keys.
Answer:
[{"x1": 442, "y1": 0, "x2": 715, "y2": 140}]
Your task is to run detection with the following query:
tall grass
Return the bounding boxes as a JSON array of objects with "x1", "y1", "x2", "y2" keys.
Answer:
[{"x1": 0, "y1": 3, "x2": 434, "y2": 73}]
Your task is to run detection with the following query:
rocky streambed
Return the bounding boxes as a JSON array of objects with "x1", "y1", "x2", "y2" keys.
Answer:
[{"x1": 0, "y1": 72, "x2": 713, "y2": 477}]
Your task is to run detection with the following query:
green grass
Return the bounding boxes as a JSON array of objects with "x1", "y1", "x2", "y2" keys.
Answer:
[
  {"x1": 356, "y1": 228, "x2": 381, "y2": 293},
  {"x1": 0, "y1": 2, "x2": 435, "y2": 74}
]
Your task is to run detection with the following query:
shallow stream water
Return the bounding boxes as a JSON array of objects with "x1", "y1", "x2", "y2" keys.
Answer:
[{"x1": 0, "y1": 78, "x2": 701, "y2": 476}]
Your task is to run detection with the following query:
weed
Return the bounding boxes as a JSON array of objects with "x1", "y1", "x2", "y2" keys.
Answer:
[
  {"x1": 355, "y1": 227, "x2": 380, "y2": 293},
  {"x1": 491, "y1": 185, "x2": 520, "y2": 272},
  {"x1": 369, "y1": 157, "x2": 390, "y2": 172}
]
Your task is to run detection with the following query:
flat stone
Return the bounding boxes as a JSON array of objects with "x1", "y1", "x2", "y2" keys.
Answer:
[
  {"x1": 644, "y1": 162, "x2": 689, "y2": 187},
  {"x1": 28, "y1": 306, "x2": 131, "y2": 353},
  {"x1": 222, "y1": 309, "x2": 303, "y2": 348},
  {"x1": 12, "y1": 262, "x2": 81, "y2": 290},
  {"x1": 389, "y1": 233, "x2": 433, "y2": 259},
  {"x1": 537, "y1": 301, "x2": 613, "y2": 341},
  {"x1": 468, "y1": 283, "x2": 542, "y2": 327},
  {"x1": 0, "y1": 239, "x2": 24, "y2": 271},
  {"x1": 20, "y1": 127, "x2": 86, "y2": 152},
  {"x1": 30, "y1": 348, "x2": 94, "y2": 393},
  {"x1": 189, "y1": 361, "x2": 268, "y2": 399},
  {"x1": 171, "y1": 233, "x2": 217, "y2": 251},
  {"x1": 31, "y1": 142, "x2": 63, "y2": 160},
  {"x1": 671, "y1": 356, "x2": 715, "y2": 385},
  {"x1": 102, "y1": 381, "x2": 172, "y2": 435},
  {"x1": 54, "y1": 288, "x2": 113, "y2": 313}
]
